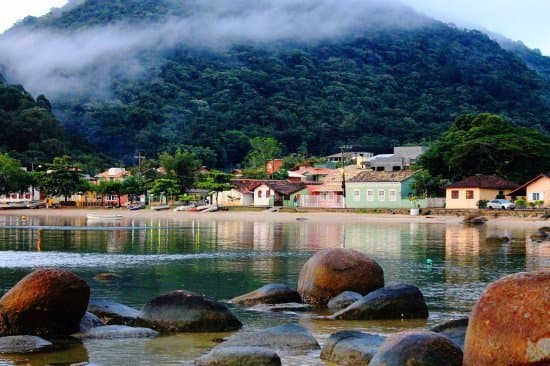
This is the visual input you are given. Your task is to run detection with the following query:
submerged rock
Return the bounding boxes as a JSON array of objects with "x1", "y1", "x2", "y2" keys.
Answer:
[
  {"x1": 74, "y1": 325, "x2": 158, "y2": 340},
  {"x1": 327, "y1": 291, "x2": 363, "y2": 312},
  {"x1": 231, "y1": 284, "x2": 301, "y2": 307},
  {"x1": 0, "y1": 335, "x2": 52, "y2": 354},
  {"x1": 79, "y1": 312, "x2": 104, "y2": 333},
  {"x1": 195, "y1": 346, "x2": 281, "y2": 366},
  {"x1": 320, "y1": 330, "x2": 385, "y2": 366},
  {"x1": 297, "y1": 248, "x2": 384, "y2": 307},
  {"x1": 463, "y1": 215, "x2": 487, "y2": 225},
  {"x1": 369, "y1": 329, "x2": 463, "y2": 366},
  {"x1": 217, "y1": 323, "x2": 319, "y2": 355},
  {"x1": 463, "y1": 271, "x2": 550, "y2": 366},
  {"x1": 247, "y1": 303, "x2": 312, "y2": 313},
  {"x1": 330, "y1": 284, "x2": 428, "y2": 320},
  {"x1": 430, "y1": 318, "x2": 468, "y2": 350},
  {"x1": 87, "y1": 299, "x2": 139, "y2": 326},
  {"x1": 137, "y1": 290, "x2": 242, "y2": 333},
  {"x1": 0, "y1": 268, "x2": 90, "y2": 336}
]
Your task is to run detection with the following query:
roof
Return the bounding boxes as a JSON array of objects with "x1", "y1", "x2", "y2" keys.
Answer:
[
  {"x1": 264, "y1": 180, "x2": 306, "y2": 195},
  {"x1": 508, "y1": 173, "x2": 550, "y2": 196},
  {"x1": 347, "y1": 170, "x2": 415, "y2": 183},
  {"x1": 292, "y1": 166, "x2": 334, "y2": 177},
  {"x1": 444, "y1": 175, "x2": 518, "y2": 190},
  {"x1": 96, "y1": 167, "x2": 129, "y2": 179},
  {"x1": 231, "y1": 179, "x2": 263, "y2": 193}
]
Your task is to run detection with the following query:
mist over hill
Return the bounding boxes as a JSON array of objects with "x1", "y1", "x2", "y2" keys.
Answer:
[{"x1": 0, "y1": 0, "x2": 549, "y2": 166}]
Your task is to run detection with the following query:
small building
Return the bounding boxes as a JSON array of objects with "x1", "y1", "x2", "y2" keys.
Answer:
[
  {"x1": 345, "y1": 170, "x2": 418, "y2": 209},
  {"x1": 444, "y1": 175, "x2": 518, "y2": 209},
  {"x1": 509, "y1": 173, "x2": 550, "y2": 207},
  {"x1": 214, "y1": 179, "x2": 262, "y2": 207},
  {"x1": 326, "y1": 151, "x2": 374, "y2": 168},
  {"x1": 266, "y1": 159, "x2": 284, "y2": 175},
  {"x1": 96, "y1": 167, "x2": 130, "y2": 182},
  {"x1": 254, "y1": 180, "x2": 307, "y2": 207},
  {"x1": 363, "y1": 146, "x2": 426, "y2": 171}
]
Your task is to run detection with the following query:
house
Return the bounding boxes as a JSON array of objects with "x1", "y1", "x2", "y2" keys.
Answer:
[
  {"x1": 509, "y1": 173, "x2": 550, "y2": 207},
  {"x1": 266, "y1": 159, "x2": 284, "y2": 175},
  {"x1": 326, "y1": 151, "x2": 374, "y2": 168},
  {"x1": 345, "y1": 170, "x2": 418, "y2": 209},
  {"x1": 254, "y1": 180, "x2": 307, "y2": 207},
  {"x1": 290, "y1": 166, "x2": 334, "y2": 183},
  {"x1": 444, "y1": 175, "x2": 518, "y2": 209},
  {"x1": 363, "y1": 146, "x2": 426, "y2": 171},
  {"x1": 96, "y1": 167, "x2": 130, "y2": 182},
  {"x1": 213, "y1": 179, "x2": 262, "y2": 207}
]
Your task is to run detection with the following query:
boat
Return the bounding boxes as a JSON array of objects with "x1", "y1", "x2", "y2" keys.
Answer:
[
  {"x1": 87, "y1": 213, "x2": 123, "y2": 220},
  {"x1": 151, "y1": 204, "x2": 170, "y2": 211},
  {"x1": 128, "y1": 203, "x2": 145, "y2": 211},
  {"x1": 174, "y1": 204, "x2": 196, "y2": 212}
]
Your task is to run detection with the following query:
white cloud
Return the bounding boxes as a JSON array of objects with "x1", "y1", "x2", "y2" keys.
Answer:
[{"x1": 0, "y1": 0, "x2": 68, "y2": 33}]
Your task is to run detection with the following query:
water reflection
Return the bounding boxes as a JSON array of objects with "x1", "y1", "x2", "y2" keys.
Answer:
[{"x1": 0, "y1": 215, "x2": 548, "y2": 365}]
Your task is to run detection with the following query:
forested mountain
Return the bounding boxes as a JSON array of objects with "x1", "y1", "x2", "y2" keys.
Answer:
[
  {"x1": 0, "y1": 72, "x2": 110, "y2": 172},
  {"x1": 1, "y1": 0, "x2": 549, "y2": 168}
]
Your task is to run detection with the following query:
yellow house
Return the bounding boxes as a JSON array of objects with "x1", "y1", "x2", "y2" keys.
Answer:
[
  {"x1": 445, "y1": 175, "x2": 518, "y2": 209},
  {"x1": 509, "y1": 173, "x2": 550, "y2": 207}
]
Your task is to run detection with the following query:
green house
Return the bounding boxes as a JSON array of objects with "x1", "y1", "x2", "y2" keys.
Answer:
[{"x1": 345, "y1": 170, "x2": 418, "y2": 208}]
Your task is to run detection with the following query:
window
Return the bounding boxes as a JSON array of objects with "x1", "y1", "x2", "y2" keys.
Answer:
[
  {"x1": 258, "y1": 190, "x2": 263, "y2": 198},
  {"x1": 532, "y1": 192, "x2": 540, "y2": 200},
  {"x1": 321, "y1": 192, "x2": 328, "y2": 201},
  {"x1": 266, "y1": 190, "x2": 270, "y2": 198},
  {"x1": 389, "y1": 189, "x2": 397, "y2": 201},
  {"x1": 451, "y1": 190, "x2": 459, "y2": 199},
  {"x1": 353, "y1": 189, "x2": 360, "y2": 201},
  {"x1": 466, "y1": 190, "x2": 474, "y2": 199},
  {"x1": 378, "y1": 189, "x2": 385, "y2": 201},
  {"x1": 367, "y1": 190, "x2": 374, "y2": 201}
]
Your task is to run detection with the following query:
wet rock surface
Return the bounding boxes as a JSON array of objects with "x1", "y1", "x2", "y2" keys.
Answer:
[
  {"x1": 87, "y1": 299, "x2": 139, "y2": 326},
  {"x1": 231, "y1": 284, "x2": 301, "y2": 307},
  {"x1": 298, "y1": 248, "x2": 384, "y2": 307},
  {"x1": 330, "y1": 284, "x2": 429, "y2": 320},
  {"x1": 320, "y1": 330, "x2": 385, "y2": 366},
  {"x1": 79, "y1": 312, "x2": 104, "y2": 333},
  {"x1": 430, "y1": 317, "x2": 468, "y2": 350},
  {"x1": 0, "y1": 268, "x2": 90, "y2": 336},
  {"x1": 194, "y1": 346, "x2": 281, "y2": 366},
  {"x1": 463, "y1": 271, "x2": 550, "y2": 365},
  {"x1": 369, "y1": 329, "x2": 463, "y2": 366},
  {"x1": 74, "y1": 325, "x2": 158, "y2": 340},
  {"x1": 0, "y1": 335, "x2": 52, "y2": 354},
  {"x1": 137, "y1": 290, "x2": 242, "y2": 332},
  {"x1": 327, "y1": 291, "x2": 363, "y2": 312}
]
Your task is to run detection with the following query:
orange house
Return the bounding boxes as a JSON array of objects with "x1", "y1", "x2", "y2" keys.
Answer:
[
  {"x1": 445, "y1": 175, "x2": 518, "y2": 209},
  {"x1": 509, "y1": 173, "x2": 550, "y2": 207}
]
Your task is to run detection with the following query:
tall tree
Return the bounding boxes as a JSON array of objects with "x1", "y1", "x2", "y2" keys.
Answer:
[
  {"x1": 159, "y1": 149, "x2": 200, "y2": 193},
  {"x1": 36, "y1": 156, "x2": 86, "y2": 201},
  {"x1": 0, "y1": 153, "x2": 31, "y2": 194},
  {"x1": 244, "y1": 137, "x2": 282, "y2": 177}
]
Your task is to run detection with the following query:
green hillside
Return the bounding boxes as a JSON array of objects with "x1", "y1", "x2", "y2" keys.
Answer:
[{"x1": 4, "y1": 0, "x2": 550, "y2": 168}]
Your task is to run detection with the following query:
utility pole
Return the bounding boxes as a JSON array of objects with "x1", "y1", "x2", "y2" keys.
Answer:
[
  {"x1": 339, "y1": 145, "x2": 352, "y2": 199},
  {"x1": 134, "y1": 150, "x2": 145, "y2": 182}
]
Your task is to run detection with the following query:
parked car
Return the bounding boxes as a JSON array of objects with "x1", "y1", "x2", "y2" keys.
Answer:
[{"x1": 487, "y1": 199, "x2": 515, "y2": 210}]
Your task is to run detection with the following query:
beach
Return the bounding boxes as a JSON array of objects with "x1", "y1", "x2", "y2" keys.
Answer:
[{"x1": 2, "y1": 207, "x2": 548, "y2": 228}]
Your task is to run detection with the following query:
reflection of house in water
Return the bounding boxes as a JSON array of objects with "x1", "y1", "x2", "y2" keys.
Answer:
[
  {"x1": 445, "y1": 226, "x2": 482, "y2": 282},
  {"x1": 525, "y1": 236, "x2": 550, "y2": 271}
]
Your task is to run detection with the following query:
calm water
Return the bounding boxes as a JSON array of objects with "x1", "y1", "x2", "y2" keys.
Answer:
[{"x1": 0, "y1": 214, "x2": 548, "y2": 365}]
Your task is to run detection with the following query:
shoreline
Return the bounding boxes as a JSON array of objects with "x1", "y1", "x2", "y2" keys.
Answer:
[{"x1": 1, "y1": 207, "x2": 547, "y2": 228}]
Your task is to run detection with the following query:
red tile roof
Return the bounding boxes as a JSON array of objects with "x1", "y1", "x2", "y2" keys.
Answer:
[
  {"x1": 444, "y1": 175, "x2": 518, "y2": 189},
  {"x1": 231, "y1": 179, "x2": 263, "y2": 193},
  {"x1": 265, "y1": 180, "x2": 306, "y2": 195}
]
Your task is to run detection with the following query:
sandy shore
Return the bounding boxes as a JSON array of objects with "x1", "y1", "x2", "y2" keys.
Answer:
[{"x1": 1, "y1": 207, "x2": 548, "y2": 228}]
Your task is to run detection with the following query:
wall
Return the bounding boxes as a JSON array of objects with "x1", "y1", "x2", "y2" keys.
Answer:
[
  {"x1": 527, "y1": 177, "x2": 550, "y2": 206},
  {"x1": 254, "y1": 184, "x2": 273, "y2": 207},
  {"x1": 345, "y1": 178, "x2": 416, "y2": 208}
]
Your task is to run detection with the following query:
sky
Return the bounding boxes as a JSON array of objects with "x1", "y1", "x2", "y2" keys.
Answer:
[{"x1": 0, "y1": 0, "x2": 548, "y2": 55}]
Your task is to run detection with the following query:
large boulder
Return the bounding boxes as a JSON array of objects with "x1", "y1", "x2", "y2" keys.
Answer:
[
  {"x1": 0, "y1": 335, "x2": 52, "y2": 354},
  {"x1": 136, "y1": 290, "x2": 242, "y2": 332},
  {"x1": 231, "y1": 284, "x2": 301, "y2": 307},
  {"x1": 463, "y1": 271, "x2": 550, "y2": 366},
  {"x1": 195, "y1": 346, "x2": 281, "y2": 366},
  {"x1": 320, "y1": 330, "x2": 385, "y2": 366},
  {"x1": 369, "y1": 329, "x2": 463, "y2": 366},
  {"x1": 327, "y1": 291, "x2": 363, "y2": 312},
  {"x1": 330, "y1": 284, "x2": 428, "y2": 320},
  {"x1": 297, "y1": 249, "x2": 384, "y2": 307},
  {"x1": 217, "y1": 323, "x2": 320, "y2": 355},
  {"x1": 0, "y1": 268, "x2": 90, "y2": 336},
  {"x1": 87, "y1": 299, "x2": 139, "y2": 325}
]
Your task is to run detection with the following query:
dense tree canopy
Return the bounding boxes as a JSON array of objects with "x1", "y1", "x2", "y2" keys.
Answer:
[
  {"x1": 418, "y1": 113, "x2": 550, "y2": 183},
  {"x1": 0, "y1": 153, "x2": 30, "y2": 194}
]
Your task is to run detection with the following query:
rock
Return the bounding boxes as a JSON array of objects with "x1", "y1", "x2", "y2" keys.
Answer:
[
  {"x1": 327, "y1": 291, "x2": 363, "y2": 312},
  {"x1": 0, "y1": 335, "x2": 52, "y2": 354},
  {"x1": 231, "y1": 284, "x2": 301, "y2": 307},
  {"x1": 297, "y1": 248, "x2": 384, "y2": 307},
  {"x1": 330, "y1": 284, "x2": 428, "y2": 320},
  {"x1": 217, "y1": 323, "x2": 319, "y2": 355},
  {"x1": 464, "y1": 215, "x2": 487, "y2": 225},
  {"x1": 530, "y1": 231, "x2": 549, "y2": 242},
  {"x1": 88, "y1": 299, "x2": 140, "y2": 325},
  {"x1": 320, "y1": 330, "x2": 385, "y2": 366},
  {"x1": 485, "y1": 236, "x2": 510, "y2": 245},
  {"x1": 0, "y1": 268, "x2": 90, "y2": 336},
  {"x1": 93, "y1": 272, "x2": 120, "y2": 281},
  {"x1": 79, "y1": 312, "x2": 104, "y2": 332},
  {"x1": 195, "y1": 346, "x2": 281, "y2": 366},
  {"x1": 369, "y1": 329, "x2": 463, "y2": 366},
  {"x1": 137, "y1": 290, "x2": 242, "y2": 332},
  {"x1": 74, "y1": 325, "x2": 158, "y2": 340},
  {"x1": 430, "y1": 318, "x2": 468, "y2": 350},
  {"x1": 538, "y1": 226, "x2": 550, "y2": 233},
  {"x1": 247, "y1": 303, "x2": 312, "y2": 313},
  {"x1": 463, "y1": 271, "x2": 550, "y2": 366}
]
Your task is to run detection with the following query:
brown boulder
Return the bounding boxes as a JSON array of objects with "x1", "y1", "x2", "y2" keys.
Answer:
[
  {"x1": 463, "y1": 271, "x2": 550, "y2": 366},
  {"x1": 0, "y1": 268, "x2": 90, "y2": 336},
  {"x1": 297, "y1": 248, "x2": 384, "y2": 306}
]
